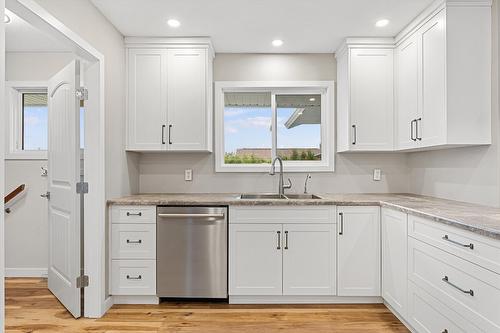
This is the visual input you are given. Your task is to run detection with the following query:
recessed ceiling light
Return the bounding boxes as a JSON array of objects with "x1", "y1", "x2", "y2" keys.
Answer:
[
  {"x1": 309, "y1": 97, "x2": 316, "y2": 102},
  {"x1": 272, "y1": 39, "x2": 283, "y2": 47},
  {"x1": 375, "y1": 19, "x2": 389, "y2": 27},
  {"x1": 167, "y1": 19, "x2": 180, "y2": 28},
  {"x1": 4, "y1": 14, "x2": 11, "y2": 24}
]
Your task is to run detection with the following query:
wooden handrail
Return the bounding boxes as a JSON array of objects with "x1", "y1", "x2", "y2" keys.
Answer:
[{"x1": 4, "y1": 184, "x2": 26, "y2": 204}]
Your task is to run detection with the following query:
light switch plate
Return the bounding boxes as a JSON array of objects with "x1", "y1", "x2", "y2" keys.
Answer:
[
  {"x1": 373, "y1": 169, "x2": 381, "y2": 181},
  {"x1": 185, "y1": 169, "x2": 193, "y2": 181}
]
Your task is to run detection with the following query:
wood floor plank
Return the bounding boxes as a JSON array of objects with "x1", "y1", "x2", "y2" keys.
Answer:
[{"x1": 5, "y1": 278, "x2": 409, "y2": 333}]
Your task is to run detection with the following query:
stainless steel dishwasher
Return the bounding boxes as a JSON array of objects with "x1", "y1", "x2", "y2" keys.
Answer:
[{"x1": 157, "y1": 206, "x2": 227, "y2": 299}]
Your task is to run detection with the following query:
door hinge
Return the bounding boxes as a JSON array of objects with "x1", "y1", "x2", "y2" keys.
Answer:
[
  {"x1": 76, "y1": 275, "x2": 89, "y2": 288},
  {"x1": 76, "y1": 87, "x2": 88, "y2": 101},
  {"x1": 76, "y1": 182, "x2": 89, "y2": 194}
]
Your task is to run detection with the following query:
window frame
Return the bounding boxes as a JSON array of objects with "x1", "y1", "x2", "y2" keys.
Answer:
[
  {"x1": 215, "y1": 81, "x2": 335, "y2": 173},
  {"x1": 5, "y1": 81, "x2": 49, "y2": 160}
]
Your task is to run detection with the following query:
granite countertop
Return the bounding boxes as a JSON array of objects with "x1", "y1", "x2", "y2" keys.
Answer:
[{"x1": 108, "y1": 193, "x2": 500, "y2": 240}]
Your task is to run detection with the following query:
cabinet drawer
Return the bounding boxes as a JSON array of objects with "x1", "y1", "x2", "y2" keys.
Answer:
[
  {"x1": 111, "y1": 205, "x2": 156, "y2": 224},
  {"x1": 408, "y1": 237, "x2": 500, "y2": 332},
  {"x1": 407, "y1": 281, "x2": 482, "y2": 333},
  {"x1": 408, "y1": 214, "x2": 500, "y2": 274},
  {"x1": 112, "y1": 224, "x2": 156, "y2": 259},
  {"x1": 111, "y1": 260, "x2": 156, "y2": 295}
]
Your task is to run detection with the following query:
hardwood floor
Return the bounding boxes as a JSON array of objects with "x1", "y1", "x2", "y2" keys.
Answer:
[{"x1": 5, "y1": 278, "x2": 409, "y2": 333}]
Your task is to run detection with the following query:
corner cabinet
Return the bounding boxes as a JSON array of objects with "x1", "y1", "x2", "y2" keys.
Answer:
[
  {"x1": 336, "y1": 41, "x2": 395, "y2": 152},
  {"x1": 125, "y1": 38, "x2": 214, "y2": 152}
]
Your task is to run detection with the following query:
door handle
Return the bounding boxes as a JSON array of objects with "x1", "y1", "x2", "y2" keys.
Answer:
[
  {"x1": 161, "y1": 125, "x2": 166, "y2": 144},
  {"x1": 416, "y1": 117, "x2": 422, "y2": 141},
  {"x1": 40, "y1": 191, "x2": 51, "y2": 200},
  {"x1": 351, "y1": 125, "x2": 357, "y2": 145},
  {"x1": 338, "y1": 212, "x2": 344, "y2": 235},
  {"x1": 168, "y1": 124, "x2": 173, "y2": 144},
  {"x1": 284, "y1": 231, "x2": 289, "y2": 249},
  {"x1": 277, "y1": 231, "x2": 281, "y2": 250}
]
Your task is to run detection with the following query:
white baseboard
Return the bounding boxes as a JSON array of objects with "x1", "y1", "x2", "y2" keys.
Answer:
[
  {"x1": 6, "y1": 267, "x2": 48, "y2": 277},
  {"x1": 229, "y1": 295, "x2": 383, "y2": 304},
  {"x1": 113, "y1": 295, "x2": 159, "y2": 305}
]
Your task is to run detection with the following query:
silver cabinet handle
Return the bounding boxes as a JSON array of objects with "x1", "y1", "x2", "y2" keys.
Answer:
[
  {"x1": 351, "y1": 125, "x2": 357, "y2": 145},
  {"x1": 416, "y1": 117, "x2": 422, "y2": 140},
  {"x1": 126, "y1": 239, "x2": 142, "y2": 244},
  {"x1": 277, "y1": 231, "x2": 281, "y2": 250},
  {"x1": 284, "y1": 231, "x2": 289, "y2": 250},
  {"x1": 168, "y1": 124, "x2": 173, "y2": 144},
  {"x1": 411, "y1": 119, "x2": 417, "y2": 141},
  {"x1": 161, "y1": 125, "x2": 166, "y2": 144},
  {"x1": 339, "y1": 212, "x2": 344, "y2": 235},
  {"x1": 442, "y1": 276, "x2": 474, "y2": 296},
  {"x1": 442, "y1": 235, "x2": 474, "y2": 250},
  {"x1": 40, "y1": 191, "x2": 51, "y2": 200},
  {"x1": 157, "y1": 213, "x2": 225, "y2": 219},
  {"x1": 127, "y1": 212, "x2": 142, "y2": 216},
  {"x1": 442, "y1": 330, "x2": 449, "y2": 333},
  {"x1": 126, "y1": 275, "x2": 142, "y2": 280}
]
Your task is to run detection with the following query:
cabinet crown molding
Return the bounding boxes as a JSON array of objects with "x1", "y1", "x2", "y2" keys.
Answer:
[{"x1": 124, "y1": 37, "x2": 215, "y2": 58}]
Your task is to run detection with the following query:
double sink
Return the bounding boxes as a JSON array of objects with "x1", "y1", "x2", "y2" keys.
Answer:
[{"x1": 239, "y1": 193, "x2": 323, "y2": 200}]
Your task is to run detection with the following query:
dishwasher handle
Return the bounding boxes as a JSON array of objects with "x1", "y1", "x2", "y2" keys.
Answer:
[{"x1": 158, "y1": 213, "x2": 225, "y2": 219}]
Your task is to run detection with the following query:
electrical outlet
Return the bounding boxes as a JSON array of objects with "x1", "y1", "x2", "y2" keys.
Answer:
[
  {"x1": 185, "y1": 169, "x2": 193, "y2": 181},
  {"x1": 373, "y1": 169, "x2": 381, "y2": 181}
]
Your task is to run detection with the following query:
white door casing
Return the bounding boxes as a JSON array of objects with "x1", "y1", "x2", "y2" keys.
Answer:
[{"x1": 47, "y1": 60, "x2": 82, "y2": 318}]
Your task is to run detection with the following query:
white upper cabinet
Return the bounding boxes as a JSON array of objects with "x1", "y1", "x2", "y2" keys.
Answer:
[
  {"x1": 337, "y1": 206, "x2": 381, "y2": 296},
  {"x1": 395, "y1": 3, "x2": 491, "y2": 151},
  {"x1": 127, "y1": 49, "x2": 167, "y2": 151},
  {"x1": 336, "y1": 42, "x2": 394, "y2": 152},
  {"x1": 126, "y1": 38, "x2": 214, "y2": 152}
]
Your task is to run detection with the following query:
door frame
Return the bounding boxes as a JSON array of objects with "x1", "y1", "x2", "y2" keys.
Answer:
[{"x1": 2, "y1": 0, "x2": 108, "y2": 320}]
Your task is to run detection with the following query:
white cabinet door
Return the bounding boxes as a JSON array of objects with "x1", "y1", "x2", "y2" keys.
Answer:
[
  {"x1": 127, "y1": 48, "x2": 167, "y2": 150},
  {"x1": 337, "y1": 206, "x2": 381, "y2": 296},
  {"x1": 229, "y1": 224, "x2": 283, "y2": 295},
  {"x1": 381, "y1": 208, "x2": 408, "y2": 317},
  {"x1": 282, "y1": 224, "x2": 336, "y2": 296},
  {"x1": 349, "y1": 48, "x2": 394, "y2": 151},
  {"x1": 419, "y1": 9, "x2": 446, "y2": 147},
  {"x1": 396, "y1": 34, "x2": 420, "y2": 150},
  {"x1": 167, "y1": 49, "x2": 208, "y2": 151}
]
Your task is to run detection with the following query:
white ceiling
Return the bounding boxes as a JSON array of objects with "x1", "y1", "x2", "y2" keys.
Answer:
[
  {"x1": 5, "y1": 9, "x2": 69, "y2": 52},
  {"x1": 91, "y1": 0, "x2": 434, "y2": 53}
]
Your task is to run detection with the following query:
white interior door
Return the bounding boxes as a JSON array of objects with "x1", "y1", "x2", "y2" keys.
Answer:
[{"x1": 47, "y1": 60, "x2": 82, "y2": 318}]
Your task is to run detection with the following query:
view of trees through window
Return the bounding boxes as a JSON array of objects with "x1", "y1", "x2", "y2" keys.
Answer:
[{"x1": 224, "y1": 92, "x2": 321, "y2": 164}]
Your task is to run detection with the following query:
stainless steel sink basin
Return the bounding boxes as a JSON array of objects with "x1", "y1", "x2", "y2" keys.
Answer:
[
  {"x1": 239, "y1": 193, "x2": 287, "y2": 199},
  {"x1": 238, "y1": 193, "x2": 323, "y2": 200},
  {"x1": 284, "y1": 194, "x2": 323, "y2": 200}
]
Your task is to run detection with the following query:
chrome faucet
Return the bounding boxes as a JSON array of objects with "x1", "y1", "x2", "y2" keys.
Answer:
[
  {"x1": 270, "y1": 157, "x2": 292, "y2": 197},
  {"x1": 304, "y1": 174, "x2": 312, "y2": 194}
]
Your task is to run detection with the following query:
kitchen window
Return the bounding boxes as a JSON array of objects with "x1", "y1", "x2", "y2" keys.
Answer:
[{"x1": 215, "y1": 81, "x2": 334, "y2": 172}]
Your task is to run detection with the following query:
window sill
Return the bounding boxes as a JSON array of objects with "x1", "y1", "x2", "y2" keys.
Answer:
[{"x1": 5, "y1": 151, "x2": 48, "y2": 160}]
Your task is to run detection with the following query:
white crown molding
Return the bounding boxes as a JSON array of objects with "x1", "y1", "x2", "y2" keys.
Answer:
[{"x1": 124, "y1": 37, "x2": 215, "y2": 58}]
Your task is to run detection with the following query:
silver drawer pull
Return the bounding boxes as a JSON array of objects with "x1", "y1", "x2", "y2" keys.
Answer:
[
  {"x1": 126, "y1": 275, "x2": 142, "y2": 280},
  {"x1": 126, "y1": 239, "x2": 142, "y2": 244},
  {"x1": 158, "y1": 213, "x2": 225, "y2": 219},
  {"x1": 442, "y1": 235, "x2": 474, "y2": 250},
  {"x1": 442, "y1": 276, "x2": 474, "y2": 296},
  {"x1": 442, "y1": 330, "x2": 448, "y2": 333},
  {"x1": 126, "y1": 212, "x2": 142, "y2": 217}
]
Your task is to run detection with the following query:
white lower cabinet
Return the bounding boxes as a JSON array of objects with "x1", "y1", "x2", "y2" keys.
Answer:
[
  {"x1": 381, "y1": 208, "x2": 407, "y2": 317},
  {"x1": 229, "y1": 224, "x2": 283, "y2": 295},
  {"x1": 229, "y1": 206, "x2": 336, "y2": 297},
  {"x1": 282, "y1": 224, "x2": 336, "y2": 295},
  {"x1": 337, "y1": 206, "x2": 381, "y2": 296}
]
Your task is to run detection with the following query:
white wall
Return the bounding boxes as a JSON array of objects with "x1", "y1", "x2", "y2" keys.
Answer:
[
  {"x1": 1, "y1": 0, "x2": 6, "y2": 327},
  {"x1": 4, "y1": 52, "x2": 74, "y2": 275},
  {"x1": 408, "y1": 0, "x2": 500, "y2": 207},
  {"x1": 139, "y1": 54, "x2": 410, "y2": 194},
  {"x1": 33, "y1": 0, "x2": 139, "y2": 199}
]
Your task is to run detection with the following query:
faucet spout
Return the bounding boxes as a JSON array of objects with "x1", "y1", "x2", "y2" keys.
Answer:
[{"x1": 270, "y1": 157, "x2": 291, "y2": 196}]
